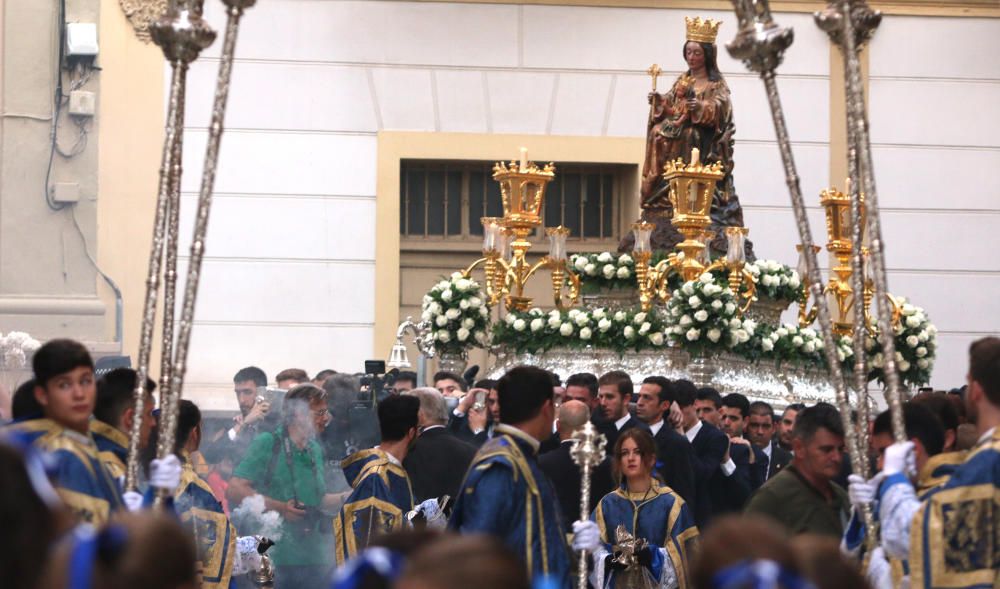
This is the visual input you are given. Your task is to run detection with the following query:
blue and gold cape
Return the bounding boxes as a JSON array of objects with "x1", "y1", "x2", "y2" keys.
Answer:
[
  {"x1": 334, "y1": 447, "x2": 414, "y2": 565},
  {"x1": 6, "y1": 418, "x2": 124, "y2": 525},
  {"x1": 909, "y1": 431, "x2": 1000, "y2": 589},
  {"x1": 90, "y1": 419, "x2": 129, "y2": 484},
  {"x1": 591, "y1": 480, "x2": 699, "y2": 589},
  {"x1": 448, "y1": 425, "x2": 571, "y2": 587},
  {"x1": 175, "y1": 451, "x2": 237, "y2": 589}
]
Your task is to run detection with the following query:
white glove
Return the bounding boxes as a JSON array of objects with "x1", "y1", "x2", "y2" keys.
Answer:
[
  {"x1": 417, "y1": 498, "x2": 447, "y2": 530},
  {"x1": 882, "y1": 441, "x2": 915, "y2": 477},
  {"x1": 866, "y1": 547, "x2": 893, "y2": 589},
  {"x1": 123, "y1": 491, "x2": 144, "y2": 512},
  {"x1": 571, "y1": 520, "x2": 600, "y2": 552},
  {"x1": 232, "y1": 536, "x2": 263, "y2": 576},
  {"x1": 150, "y1": 454, "x2": 183, "y2": 492},
  {"x1": 847, "y1": 472, "x2": 884, "y2": 510}
]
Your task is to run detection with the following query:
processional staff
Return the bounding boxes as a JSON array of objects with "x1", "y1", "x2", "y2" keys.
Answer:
[{"x1": 570, "y1": 423, "x2": 607, "y2": 589}]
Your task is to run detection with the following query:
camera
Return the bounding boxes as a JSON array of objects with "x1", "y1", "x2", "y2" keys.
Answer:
[
  {"x1": 358, "y1": 359, "x2": 397, "y2": 409},
  {"x1": 291, "y1": 500, "x2": 330, "y2": 535}
]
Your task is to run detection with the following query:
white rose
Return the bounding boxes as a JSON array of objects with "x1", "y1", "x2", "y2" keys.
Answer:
[
  {"x1": 707, "y1": 328, "x2": 721, "y2": 342},
  {"x1": 459, "y1": 299, "x2": 470, "y2": 310},
  {"x1": 435, "y1": 315, "x2": 448, "y2": 327},
  {"x1": 455, "y1": 278, "x2": 472, "y2": 292},
  {"x1": 815, "y1": 339, "x2": 824, "y2": 350},
  {"x1": 450, "y1": 272, "x2": 463, "y2": 280},
  {"x1": 421, "y1": 310, "x2": 432, "y2": 322},
  {"x1": 624, "y1": 326, "x2": 636, "y2": 339},
  {"x1": 616, "y1": 266, "x2": 631, "y2": 279},
  {"x1": 917, "y1": 358, "x2": 929, "y2": 369},
  {"x1": 711, "y1": 300, "x2": 723, "y2": 310},
  {"x1": 529, "y1": 308, "x2": 544, "y2": 317},
  {"x1": 598, "y1": 318, "x2": 612, "y2": 332},
  {"x1": 729, "y1": 318, "x2": 742, "y2": 329},
  {"x1": 918, "y1": 330, "x2": 929, "y2": 342},
  {"x1": 724, "y1": 302, "x2": 736, "y2": 315},
  {"x1": 633, "y1": 312, "x2": 648, "y2": 324},
  {"x1": 584, "y1": 263, "x2": 597, "y2": 276},
  {"x1": 568, "y1": 309, "x2": 580, "y2": 319},
  {"x1": 575, "y1": 314, "x2": 591, "y2": 327},
  {"x1": 602, "y1": 264, "x2": 616, "y2": 279},
  {"x1": 682, "y1": 282, "x2": 695, "y2": 296},
  {"x1": 776, "y1": 327, "x2": 788, "y2": 337},
  {"x1": 736, "y1": 329, "x2": 750, "y2": 344},
  {"x1": 673, "y1": 325, "x2": 684, "y2": 335},
  {"x1": 928, "y1": 325, "x2": 938, "y2": 335},
  {"x1": 618, "y1": 254, "x2": 633, "y2": 265},
  {"x1": 694, "y1": 310, "x2": 709, "y2": 322},
  {"x1": 513, "y1": 319, "x2": 527, "y2": 332},
  {"x1": 688, "y1": 296, "x2": 702, "y2": 308},
  {"x1": 530, "y1": 318, "x2": 544, "y2": 332},
  {"x1": 457, "y1": 328, "x2": 470, "y2": 342},
  {"x1": 895, "y1": 351, "x2": 904, "y2": 362},
  {"x1": 699, "y1": 273, "x2": 714, "y2": 284},
  {"x1": 671, "y1": 306, "x2": 682, "y2": 317},
  {"x1": 906, "y1": 335, "x2": 919, "y2": 348},
  {"x1": 679, "y1": 315, "x2": 693, "y2": 327},
  {"x1": 638, "y1": 322, "x2": 651, "y2": 335},
  {"x1": 902, "y1": 303, "x2": 916, "y2": 315},
  {"x1": 475, "y1": 331, "x2": 486, "y2": 344},
  {"x1": 686, "y1": 328, "x2": 701, "y2": 341},
  {"x1": 580, "y1": 327, "x2": 593, "y2": 340},
  {"x1": 906, "y1": 315, "x2": 921, "y2": 328},
  {"x1": 559, "y1": 323, "x2": 574, "y2": 336},
  {"x1": 469, "y1": 296, "x2": 482, "y2": 309},
  {"x1": 548, "y1": 316, "x2": 562, "y2": 329},
  {"x1": 803, "y1": 341, "x2": 816, "y2": 353},
  {"x1": 592, "y1": 308, "x2": 606, "y2": 320},
  {"x1": 505, "y1": 313, "x2": 517, "y2": 325},
  {"x1": 479, "y1": 307, "x2": 489, "y2": 318},
  {"x1": 789, "y1": 274, "x2": 801, "y2": 289},
  {"x1": 762, "y1": 339, "x2": 774, "y2": 352},
  {"x1": 422, "y1": 294, "x2": 432, "y2": 305},
  {"x1": 649, "y1": 332, "x2": 664, "y2": 346},
  {"x1": 792, "y1": 336, "x2": 804, "y2": 347},
  {"x1": 437, "y1": 330, "x2": 451, "y2": 343},
  {"x1": 441, "y1": 289, "x2": 453, "y2": 302},
  {"x1": 597, "y1": 252, "x2": 613, "y2": 263},
  {"x1": 462, "y1": 318, "x2": 475, "y2": 329},
  {"x1": 614, "y1": 311, "x2": 627, "y2": 322},
  {"x1": 761, "y1": 274, "x2": 775, "y2": 287},
  {"x1": 802, "y1": 328, "x2": 816, "y2": 338},
  {"x1": 438, "y1": 280, "x2": 451, "y2": 289},
  {"x1": 704, "y1": 284, "x2": 722, "y2": 295},
  {"x1": 916, "y1": 346, "x2": 927, "y2": 358},
  {"x1": 836, "y1": 349, "x2": 846, "y2": 362},
  {"x1": 898, "y1": 360, "x2": 911, "y2": 372},
  {"x1": 429, "y1": 302, "x2": 442, "y2": 314},
  {"x1": 445, "y1": 308, "x2": 461, "y2": 320},
  {"x1": 573, "y1": 256, "x2": 588, "y2": 271}
]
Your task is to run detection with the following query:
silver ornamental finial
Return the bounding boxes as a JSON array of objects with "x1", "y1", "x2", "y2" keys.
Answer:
[
  {"x1": 726, "y1": 0, "x2": 794, "y2": 74},
  {"x1": 570, "y1": 422, "x2": 607, "y2": 469}
]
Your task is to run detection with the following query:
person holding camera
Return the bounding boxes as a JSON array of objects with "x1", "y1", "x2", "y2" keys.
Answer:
[
  {"x1": 333, "y1": 394, "x2": 419, "y2": 565},
  {"x1": 205, "y1": 367, "x2": 275, "y2": 467},
  {"x1": 227, "y1": 384, "x2": 336, "y2": 589}
]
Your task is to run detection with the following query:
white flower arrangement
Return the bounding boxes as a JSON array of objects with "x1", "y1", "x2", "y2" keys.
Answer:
[
  {"x1": 569, "y1": 252, "x2": 636, "y2": 293},
  {"x1": 0, "y1": 331, "x2": 41, "y2": 369},
  {"x1": 663, "y1": 273, "x2": 750, "y2": 356},
  {"x1": 493, "y1": 306, "x2": 669, "y2": 354},
  {"x1": 863, "y1": 299, "x2": 937, "y2": 388},
  {"x1": 744, "y1": 259, "x2": 803, "y2": 302},
  {"x1": 757, "y1": 323, "x2": 826, "y2": 365},
  {"x1": 421, "y1": 273, "x2": 490, "y2": 355}
]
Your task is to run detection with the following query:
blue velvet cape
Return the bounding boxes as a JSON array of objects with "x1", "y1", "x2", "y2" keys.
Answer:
[{"x1": 175, "y1": 453, "x2": 237, "y2": 589}]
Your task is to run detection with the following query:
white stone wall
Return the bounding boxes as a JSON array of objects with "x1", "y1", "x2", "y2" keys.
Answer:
[{"x1": 177, "y1": 1, "x2": 997, "y2": 408}]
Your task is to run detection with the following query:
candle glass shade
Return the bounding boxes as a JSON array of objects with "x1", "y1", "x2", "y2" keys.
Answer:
[
  {"x1": 632, "y1": 222, "x2": 654, "y2": 254},
  {"x1": 481, "y1": 217, "x2": 502, "y2": 251},
  {"x1": 725, "y1": 227, "x2": 748, "y2": 265},
  {"x1": 546, "y1": 226, "x2": 570, "y2": 262}
]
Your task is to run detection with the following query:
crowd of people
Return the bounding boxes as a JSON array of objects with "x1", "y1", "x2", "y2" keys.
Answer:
[{"x1": 2, "y1": 335, "x2": 999, "y2": 589}]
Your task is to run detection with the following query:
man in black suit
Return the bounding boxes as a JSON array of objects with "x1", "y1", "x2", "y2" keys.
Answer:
[
  {"x1": 597, "y1": 371, "x2": 648, "y2": 450},
  {"x1": 539, "y1": 400, "x2": 615, "y2": 524},
  {"x1": 403, "y1": 387, "x2": 478, "y2": 503},
  {"x1": 447, "y1": 379, "x2": 497, "y2": 447},
  {"x1": 564, "y1": 372, "x2": 609, "y2": 432},
  {"x1": 674, "y1": 380, "x2": 730, "y2": 527},
  {"x1": 634, "y1": 376, "x2": 695, "y2": 506},
  {"x1": 719, "y1": 393, "x2": 769, "y2": 491},
  {"x1": 747, "y1": 401, "x2": 792, "y2": 481}
]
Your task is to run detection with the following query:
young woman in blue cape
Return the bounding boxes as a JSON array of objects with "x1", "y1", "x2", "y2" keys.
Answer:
[{"x1": 590, "y1": 428, "x2": 699, "y2": 589}]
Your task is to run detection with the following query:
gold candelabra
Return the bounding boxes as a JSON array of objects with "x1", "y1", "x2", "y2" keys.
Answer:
[
  {"x1": 632, "y1": 148, "x2": 756, "y2": 312},
  {"x1": 462, "y1": 150, "x2": 580, "y2": 312},
  {"x1": 797, "y1": 185, "x2": 900, "y2": 335}
]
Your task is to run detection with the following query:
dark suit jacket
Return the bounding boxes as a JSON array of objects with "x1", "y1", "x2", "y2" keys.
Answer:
[
  {"x1": 539, "y1": 431, "x2": 561, "y2": 455},
  {"x1": 539, "y1": 440, "x2": 615, "y2": 524},
  {"x1": 403, "y1": 426, "x2": 478, "y2": 503},
  {"x1": 688, "y1": 420, "x2": 729, "y2": 527},
  {"x1": 446, "y1": 411, "x2": 491, "y2": 447},
  {"x1": 765, "y1": 441, "x2": 792, "y2": 480},
  {"x1": 650, "y1": 424, "x2": 696, "y2": 507},
  {"x1": 604, "y1": 415, "x2": 649, "y2": 451}
]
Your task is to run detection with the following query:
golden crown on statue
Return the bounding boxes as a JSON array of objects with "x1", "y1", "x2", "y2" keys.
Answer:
[{"x1": 685, "y1": 16, "x2": 722, "y2": 44}]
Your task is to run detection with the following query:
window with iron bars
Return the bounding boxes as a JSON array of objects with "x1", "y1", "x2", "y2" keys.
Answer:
[{"x1": 399, "y1": 160, "x2": 623, "y2": 243}]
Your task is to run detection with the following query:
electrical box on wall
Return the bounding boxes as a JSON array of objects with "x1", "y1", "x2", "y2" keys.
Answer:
[
  {"x1": 69, "y1": 91, "x2": 96, "y2": 117},
  {"x1": 66, "y1": 22, "x2": 98, "y2": 57},
  {"x1": 52, "y1": 183, "x2": 80, "y2": 204}
]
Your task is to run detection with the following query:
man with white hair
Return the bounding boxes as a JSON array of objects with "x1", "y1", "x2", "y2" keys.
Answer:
[{"x1": 403, "y1": 387, "x2": 478, "y2": 503}]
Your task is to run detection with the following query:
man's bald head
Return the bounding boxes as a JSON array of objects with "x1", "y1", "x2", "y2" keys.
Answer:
[{"x1": 557, "y1": 400, "x2": 590, "y2": 439}]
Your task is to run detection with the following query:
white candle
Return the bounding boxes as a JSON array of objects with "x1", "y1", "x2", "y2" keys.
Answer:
[
  {"x1": 519, "y1": 147, "x2": 528, "y2": 171},
  {"x1": 691, "y1": 147, "x2": 700, "y2": 166},
  {"x1": 845, "y1": 177, "x2": 851, "y2": 196}
]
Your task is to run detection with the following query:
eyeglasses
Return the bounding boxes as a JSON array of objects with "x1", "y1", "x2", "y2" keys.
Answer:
[{"x1": 312, "y1": 409, "x2": 331, "y2": 419}]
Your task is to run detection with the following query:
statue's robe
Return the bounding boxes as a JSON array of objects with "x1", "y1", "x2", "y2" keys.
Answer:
[
  {"x1": 448, "y1": 424, "x2": 571, "y2": 587},
  {"x1": 7, "y1": 418, "x2": 124, "y2": 525},
  {"x1": 333, "y1": 448, "x2": 414, "y2": 565},
  {"x1": 175, "y1": 451, "x2": 237, "y2": 589},
  {"x1": 908, "y1": 430, "x2": 1000, "y2": 589},
  {"x1": 590, "y1": 481, "x2": 699, "y2": 589}
]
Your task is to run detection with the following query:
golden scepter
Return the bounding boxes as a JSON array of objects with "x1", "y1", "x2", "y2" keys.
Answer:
[{"x1": 570, "y1": 422, "x2": 607, "y2": 589}]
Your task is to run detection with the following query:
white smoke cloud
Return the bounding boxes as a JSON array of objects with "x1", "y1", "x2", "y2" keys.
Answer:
[{"x1": 231, "y1": 494, "x2": 284, "y2": 541}]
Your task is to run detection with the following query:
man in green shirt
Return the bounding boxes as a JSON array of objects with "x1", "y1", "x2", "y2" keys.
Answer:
[
  {"x1": 229, "y1": 383, "x2": 344, "y2": 588},
  {"x1": 744, "y1": 403, "x2": 849, "y2": 538}
]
